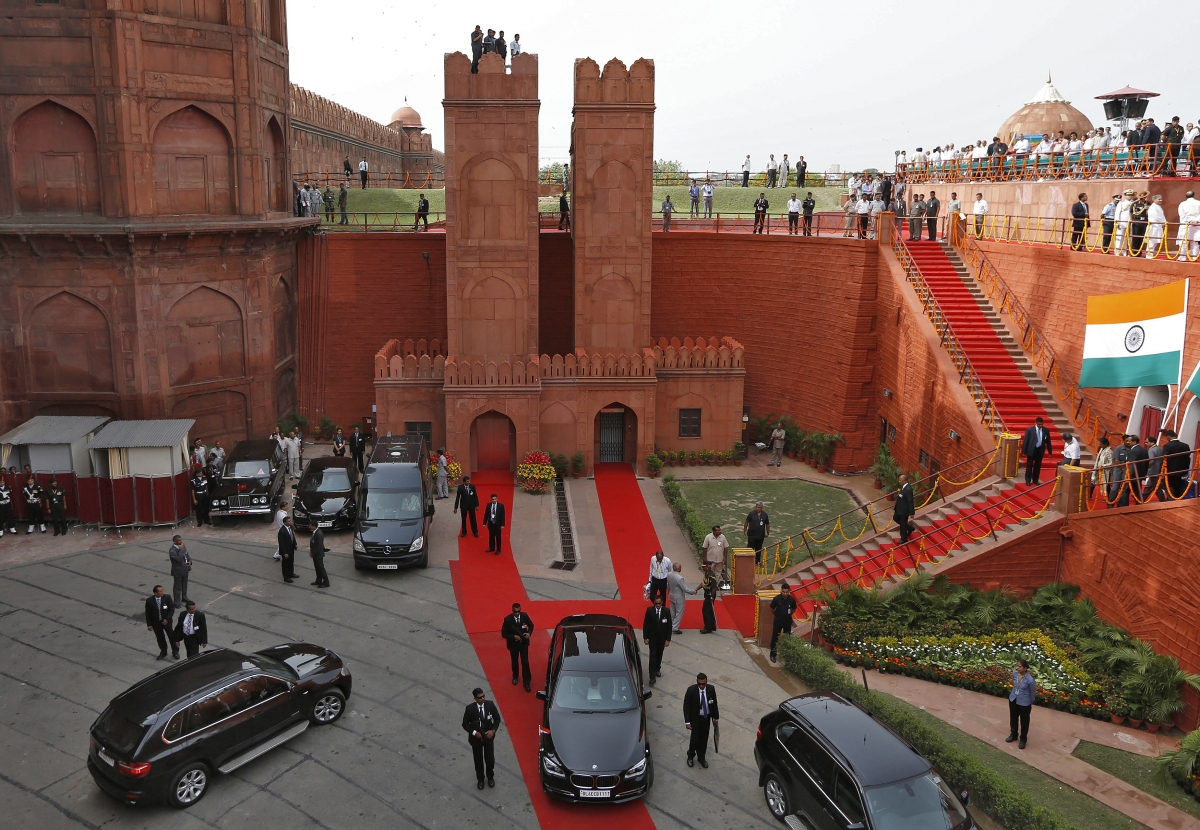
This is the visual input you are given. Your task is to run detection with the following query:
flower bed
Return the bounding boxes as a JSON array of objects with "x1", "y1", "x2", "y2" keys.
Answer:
[{"x1": 517, "y1": 450, "x2": 556, "y2": 494}]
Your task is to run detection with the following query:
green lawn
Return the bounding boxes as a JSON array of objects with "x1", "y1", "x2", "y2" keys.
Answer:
[
  {"x1": 1073, "y1": 740, "x2": 1200, "y2": 819},
  {"x1": 677, "y1": 479, "x2": 856, "y2": 560}
]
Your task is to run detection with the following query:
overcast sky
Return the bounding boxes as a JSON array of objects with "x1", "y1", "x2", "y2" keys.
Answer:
[{"x1": 288, "y1": 0, "x2": 1198, "y2": 174}]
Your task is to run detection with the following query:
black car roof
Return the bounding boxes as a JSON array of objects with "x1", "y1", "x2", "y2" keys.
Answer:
[
  {"x1": 369, "y1": 435, "x2": 424, "y2": 464},
  {"x1": 110, "y1": 648, "x2": 251, "y2": 723},
  {"x1": 228, "y1": 439, "x2": 280, "y2": 460},
  {"x1": 783, "y1": 693, "x2": 930, "y2": 787},
  {"x1": 302, "y1": 457, "x2": 357, "y2": 474},
  {"x1": 555, "y1": 615, "x2": 633, "y2": 671}
]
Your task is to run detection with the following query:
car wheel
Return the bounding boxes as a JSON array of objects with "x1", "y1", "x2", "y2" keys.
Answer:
[
  {"x1": 646, "y1": 752, "x2": 655, "y2": 790},
  {"x1": 168, "y1": 762, "x2": 210, "y2": 809},
  {"x1": 311, "y1": 687, "x2": 346, "y2": 724},
  {"x1": 763, "y1": 771, "x2": 791, "y2": 821},
  {"x1": 417, "y1": 548, "x2": 429, "y2": 569}
]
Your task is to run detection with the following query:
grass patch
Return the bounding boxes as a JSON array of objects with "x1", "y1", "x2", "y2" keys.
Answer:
[
  {"x1": 677, "y1": 479, "x2": 855, "y2": 560},
  {"x1": 651, "y1": 184, "x2": 846, "y2": 215},
  {"x1": 1073, "y1": 740, "x2": 1200, "y2": 819}
]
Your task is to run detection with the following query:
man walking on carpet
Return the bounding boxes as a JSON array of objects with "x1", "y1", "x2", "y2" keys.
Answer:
[
  {"x1": 1021, "y1": 417, "x2": 1053, "y2": 485},
  {"x1": 501, "y1": 602, "x2": 535, "y2": 691},
  {"x1": 642, "y1": 595, "x2": 672, "y2": 685},
  {"x1": 484, "y1": 493, "x2": 506, "y2": 554}
]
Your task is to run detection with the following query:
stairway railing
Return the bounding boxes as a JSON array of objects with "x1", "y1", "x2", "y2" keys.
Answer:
[
  {"x1": 889, "y1": 222, "x2": 1006, "y2": 441},
  {"x1": 948, "y1": 219, "x2": 1114, "y2": 448}
]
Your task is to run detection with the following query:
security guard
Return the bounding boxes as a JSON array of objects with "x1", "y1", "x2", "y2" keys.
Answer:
[
  {"x1": 0, "y1": 479, "x2": 15, "y2": 536},
  {"x1": 23, "y1": 476, "x2": 45, "y2": 534},
  {"x1": 46, "y1": 477, "x2": 68, "y2": 536},
  {"x1": 191, "y1": 467, "x2": 211, "y2": 527}
]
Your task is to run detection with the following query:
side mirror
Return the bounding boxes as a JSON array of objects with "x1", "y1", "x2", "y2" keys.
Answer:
[
  {"x1": 959, "y1": 790, "x2": 970, "y2": 807},
  {"x1": 642, "y1": 689, "x2": 653, "y2": 700},
  {"x1": 426, "y1": 504, "x2": 436, "y2": 517},
  {"x1": 535, "y1": 690, "x2": 547, "y2": 701}
]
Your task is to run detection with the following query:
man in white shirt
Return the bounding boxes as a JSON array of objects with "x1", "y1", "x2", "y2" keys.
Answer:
[
  {"x1": 509, "y1": 33, "x2": 521, "y2": 60},
  {"x1": 648, "y1": 550, "x2": 672, "y2": 603},
  {"x1": 972, "y1": 193, "x2": 989, "y2": 237},
  {"x1": 780, "y1": 154, "x2": 790, "y2": 188},
  {"x1": 701, "y1": 525, "x2": 731, "y2": 577},
  {"x1": 358, "y1": 157, "x2": 368, "y2": 189},
  {"x1": 1176, "y1": 190, "x2": 1200, "y2": 259},
  {"x1": 1145, "y1": 194, "x2": 1167, "y2": 257},
  {"x1": 912, "y1": 147, "x2": 927, "y2": 164},
  {"x1": 766, "y1": 155, "x2": 778, "y2": 188},
  {"x1": 701, "y1": 179, "x2": 715, "y2": 218},
  {"x1": 786, "y1": 193, "x2": 802, "y2": 235},
  {"x1": 855, "y1": 193, "x2": 871, "y2": 238},
  {"x1": 1113, "y1": 189, "x2": 1135, "y2": 255},
  {"x1": 741, "y1": 155, "x2": 751, "y2": 187}
]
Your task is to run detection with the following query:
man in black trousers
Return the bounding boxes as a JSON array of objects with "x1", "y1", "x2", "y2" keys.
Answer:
[
  {"x1": 310, "y1": 525, "x2": 330, "y2": 588},
  {"x1": 278, "y1": 515, "x2": 299, "y2": 583},
  {"x1": 462, "y1": 688, "x2": 502, "y2": 789},
  {"x1": 484, "y1": 493, "x2": 506, "y2": 554},
  {"x1": 501, "y1": 602, "x2": 535, "y2": 691},
  {"x1": 454, "y1": 474, "x2": 480, "y2": 537},
  {"x1": 1021, "y1": 417, "x2": 1052, "y2": 485},
  {"x1": 683, "y1": 673, "x2": 720, "y2": 768},
  {"x1": 145, "y1": 585, "x2": 179, "y2": 661},
  {"x1": 893, "y1": 473, "x2": 915, "y2": 546},
  {"x1": 1070, "y1": 193, "x2": 1089, "y2": 250},
  {"x1": 349, "y1": 425, "x2": 368, "y2": 471},
  {"x1": 768, "y1": 582, "x2": 797, "y2": 663},
  {"x1": 642, "y1": 595, "x2": 672, "y2": 685},
  {"x1": 46, "y1": 477, "x2": 68, "y2": 536},
  {"x1": 173, "y1": 601, "x2": 207, "y2": 658}
]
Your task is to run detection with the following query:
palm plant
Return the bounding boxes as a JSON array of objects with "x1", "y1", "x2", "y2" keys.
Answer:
[
  {"x1": 967, "y1": 588, "x2": 1017, "y2": 630},
  {"x1": 1106, "y1": 639, "x2": 1200, "y2": 724},
  {"x1": 749, "y1": 412, "x2": 779, "y2": 444},
  {"x1": 1154, "y1": 728, "x2": 1200, "y2": 787}
]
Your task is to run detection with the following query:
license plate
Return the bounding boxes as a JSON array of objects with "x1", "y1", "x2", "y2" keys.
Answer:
[
  {"x1": 232, "y1": 510, "x2": 248, "y2": 515},
  {"x1": 377, "y1": 564, "x2": 399, "y2": 570},
  {"x1": 579, "y1": 789, "x2": 610, "y2": 798},
  {"x1": 97, "y1": 748, "x2": 115, "y2": 767},
  {"x1": 318, "y1": 521, "x2": 333, "y2": 528}
]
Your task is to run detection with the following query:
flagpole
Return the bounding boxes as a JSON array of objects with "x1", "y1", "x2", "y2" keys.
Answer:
[{"x1": 1169, "y1": 278, "x2": 1191, "y2": 428}]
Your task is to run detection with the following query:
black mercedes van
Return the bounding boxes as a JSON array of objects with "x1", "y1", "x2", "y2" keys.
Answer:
[{"x1": 352, "y1": 435, "x2": 433, "y2": 570}]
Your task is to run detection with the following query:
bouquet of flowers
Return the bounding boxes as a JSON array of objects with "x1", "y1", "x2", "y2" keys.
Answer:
[{"x1": 517, "y1": 449, "x2": 556, "y2": 493}]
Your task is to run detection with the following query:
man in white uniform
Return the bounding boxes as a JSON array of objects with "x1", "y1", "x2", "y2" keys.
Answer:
[
  {"x1": 1112, "y1": 189, "x2": 1135, "y2": 256},
  {"x1": 1144, "y1": 194, "x2": 1167, "y2": 258},
  {"x1": 972, "y1": 193, "x2": 989, "y2": 237},
  {"x1": 1176, "y1": 191, "x2": 1200, "y2": 260}
]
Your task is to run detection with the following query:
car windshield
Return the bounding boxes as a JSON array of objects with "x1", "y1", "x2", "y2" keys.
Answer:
[
  {"x1": 301, "y1": 467, "x2": 351, "y2": 493},
  {"x1": 93, "y1": 707, "x2": 148, "y2": 756},
  {"x1": 224, "y1": 460, "x2": 272, "y2": 479},
  {"x1": 865, "y1": 772, "x2": 969, "y2": 830},
  {"x1": 363, "y1": 488, "x2": 422, "y2": 520},
  {"x1": 551, "y1": 671, "x2": 636, "y2": 712},
  {"x1": 245, "y1": 653, "x2": 299, "y2": 681}
]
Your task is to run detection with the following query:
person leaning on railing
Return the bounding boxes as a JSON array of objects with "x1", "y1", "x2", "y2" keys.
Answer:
[
  {"x1": 1178, "y1": 191, "x2": 1200, "y2": 260},
  {"x1": 1090, "y1": 436, "x2": 1113, "y2": 499}
]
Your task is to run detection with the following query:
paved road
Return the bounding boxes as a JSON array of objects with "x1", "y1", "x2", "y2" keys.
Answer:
[{"x1": 0, "y1": 538, "x2": 781, "y2": 829}]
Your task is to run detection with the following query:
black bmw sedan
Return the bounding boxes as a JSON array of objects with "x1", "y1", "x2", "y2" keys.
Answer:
[
  {"x1": 536, "y1": 614, "x2": 654, "y2": 803},
  {"x1": 88, "y1": 644, "x2": 352, "y2": 809},
  {"x1": 292, "y1": 456, "x2": 359, "y2": 531}
]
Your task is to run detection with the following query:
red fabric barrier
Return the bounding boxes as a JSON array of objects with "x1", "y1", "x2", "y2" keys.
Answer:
[
  {"x1": 134, "y1": 477, "x2": 154, "y2": 524},
  {"x1": 99, "y1": 478, "x2": 115, "y2": 525},
  {"x1": 77, "y1": 477, "x2": 102, "y2": 524},
  {"x1": 153, "y1": 476, "x2": 178, "y2": 524},
  {"x1": 7, "y1": 471, "x2": 28, "y2": 521},
  {"x1": 111, "y1": 477, "x2": 135, "y2": 527},
  {"x1": 174, "y1": 471, "x2": 192, "y2": 520}
]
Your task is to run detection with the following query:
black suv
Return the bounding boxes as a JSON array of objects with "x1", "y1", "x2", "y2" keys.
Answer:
[
  {"x1": 88, "y1": 644, "x2": 352, "y2": 809},
  {"x1": 352, "y1": 435, "x2": 433, "y2": 570},
  {"x1": 754, "y1": 693, "x2": 975, "y2": 829},
  {"x1": 536, "y1": 614, "x2": 653, "y2": 803},
  {"x1": 209, "y1": 439, "x2": 287, "y2": 522},
  {"x1": 292, "y1": 456, "x2": 359, "y2": 531}
]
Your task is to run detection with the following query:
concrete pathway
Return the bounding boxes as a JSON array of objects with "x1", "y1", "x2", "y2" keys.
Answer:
[{"x1": 841, "y1": 666, "x2": 1198, "y2": 830}]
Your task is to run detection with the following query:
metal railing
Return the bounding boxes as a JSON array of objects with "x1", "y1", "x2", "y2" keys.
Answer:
[
  {"x1": 949, "y1": 219, "x2": 1114, "y2": 448},
  {"x1": 645, "y1": 170, "x2": 851, "y2": 188},
  {"x1": 294, "y1": 170, "x2": 445, "y2": 190},
  {"x1": 961, "y1": 212, "x2": 1200, "y2": 261},
  {"x1": 1081, "y1": 447, "x2": 1197, "y2": 510},
  {"x1": 316, "y1": 211, "x2": 445, "y2": 232},
  {"x1": 896, "y1": 145, "x2": 1197, "y2": 184},
  {"x1": 651, "y1": 210, "x2": 879, "y2": 236}
]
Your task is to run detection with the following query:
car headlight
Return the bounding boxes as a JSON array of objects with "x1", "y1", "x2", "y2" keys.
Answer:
[
  {"x1": 353, "y1": 537, "x2": 365, "y2": 553},
  {"x1": 626, "y1": 755, "x2": 647, "y2": 777},
  {"x1": 410, "y1": 536, "x2": 423, "y2": 552},
  {"x1": 541, "y1": 751, "x2": 567, "y2": 778},
  {"x1": 220, "y1": 499, "x2": 227, "y2": 506},
  {"x1": 211, "y1": 499, "x2": 219, "y2": 507}
]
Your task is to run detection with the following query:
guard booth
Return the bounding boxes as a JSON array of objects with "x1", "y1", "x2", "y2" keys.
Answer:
[
  {"x1": 0, "y1": 415, "x2": 110, "y2": 522},
  {"x1": 82, "y1": 420, "x2": 194, "y2": 528}
]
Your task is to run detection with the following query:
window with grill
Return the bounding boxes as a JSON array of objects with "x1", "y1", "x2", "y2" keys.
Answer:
[
  {"x1": 918, "y1": 449, "x2": 930, "y2": 469},
  {"x1": 679, "y1": 409, "x2": 701, "y2": 438},
  {"x1": 405, "y1": 421, "x2": 433, "y2": 451}
]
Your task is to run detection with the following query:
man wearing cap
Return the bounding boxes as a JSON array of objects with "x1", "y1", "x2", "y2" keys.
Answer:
[
  {"x1": 1177, "y1": 191, "x2": 1200, "y2": 260},
  {"x1": 1113, "y1": 190, "x2": 1135, "y2": 255},
  {"x1": 1101, "y1": 194, "x2": 1120, "y2": 253},
  {"x1": 743, "y1": 502, "x2": 770, "y2": 565},
  {"x1": 769, "y1": 582, "x2": 798, "y2": 663}
]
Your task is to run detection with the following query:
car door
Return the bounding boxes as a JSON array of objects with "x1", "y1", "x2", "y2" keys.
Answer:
[
  {"x1": 829, "y1": 765, "x2": 868, "y2": 829},
  {"x1": 781, "y1": 724, "x2": 840, "y2": 829},
  {"x1": 162, "y1": 681, "x2": 259, "y2": 767},
  {"x1": 240, "y1": 675, "x2": 302, "y2": 741}
]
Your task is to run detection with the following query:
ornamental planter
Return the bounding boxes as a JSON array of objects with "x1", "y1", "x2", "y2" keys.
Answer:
[
  {"x1": 873, "y1": 480, "x2": 883, "y2": 490},
  {"x1": 1146, "y1": 721, "x2": 1162, "y2": 734},
  {"x1": 734, "y1": 460, "x2": 741, "y2": 466},
  {"x1": 1128, "y1": 718, "x2": 1144, "y2": 729},
  {"x1": 817, "y1": 465, "x2": 827, "y2": 474}
]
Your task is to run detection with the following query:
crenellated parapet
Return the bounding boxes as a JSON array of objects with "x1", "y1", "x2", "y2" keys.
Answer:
[
  {"x1": 573, "y1": 57, "x2": 654, "y2": 105},
  {"x1": 444, "y1": 52, "x2": 539, "y2": 101},
  {"x1": 444, "y1": 355, "x2": 541, "y2": 387},
  {"x1": 652, "y1": 336, "x2": 744, "y2": 370},
  {"x1": 538, "y1": 349, "x2": 658, "y2": 380}
]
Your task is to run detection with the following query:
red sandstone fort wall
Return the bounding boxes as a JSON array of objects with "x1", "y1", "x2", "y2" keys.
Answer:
[{"x1": 538, "y1": 232, "x2": 575, "y2": 357}]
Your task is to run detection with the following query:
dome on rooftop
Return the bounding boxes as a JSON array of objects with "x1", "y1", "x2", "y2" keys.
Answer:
[
  {"x1": 389, "y1": 106, "x2": 422, "y2": 128},
  {"x1": 997, "y1": 76, "x2": 1093, "y2": 144}
]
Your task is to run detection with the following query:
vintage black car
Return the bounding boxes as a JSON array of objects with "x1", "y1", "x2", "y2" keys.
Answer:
[
  {"x1": 536, "y1": 614, "x2": 653, "y2": 803},
  {"x1": 292, "y1": 456, "x2": 359, "y2": 531},
  {"x1": 88, "y1": 644, "x2": 352, "y2": 809},
  {"x1": 754, "y1": 692, "x2": 976, "y2": 829},
  {"x1": 352, "y1": 435, "x2": 433, "y2": 570},
  {"x1": 208, "y1": 439, "x2": 287, "y2": 522}
]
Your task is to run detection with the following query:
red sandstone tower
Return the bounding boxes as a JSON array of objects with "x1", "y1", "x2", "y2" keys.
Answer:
[{"x1": 0, "y1": 0, "x2": 313, "y2": 440}]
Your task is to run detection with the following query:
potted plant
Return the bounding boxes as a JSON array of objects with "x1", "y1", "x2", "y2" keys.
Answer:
[
  {"x1": 688, "y1": 450, "x2": 698, "y2": 466},
  {"x1": 801, "y1": 431, "x2": 820, "y2": 465},
  {"x1": 705, "y1": 449, "x2": 715, "y2": 465},
  {"x1": 870, "y1": 443, "x2": 898, "y2": 490},
  {"x1": 809, "y1": 432, "x2": 844, "y2": 473},
  {"x1": 1127, "y1": 705, "x2": 1145, "y2": 729},
  {"x1": 645, "y1": 453, "x2": 663, "y2": 478},
  {"x1": 571, "y1": 451, "x2": 585, "y2": 478},
  {"x1": 551, "y1": 453, "x2": 569, "y2": 480},
  {"x1": 725, "y1": 449, "x2": 735, "y2": 465},
  {"x1": 733, "y1": 440, "x2": 746, "y2": 460}
]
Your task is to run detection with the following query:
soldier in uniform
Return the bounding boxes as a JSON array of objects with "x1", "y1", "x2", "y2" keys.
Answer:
[
  {"x1": 191, "y1": 467, "x2": 211, "y2": 527},
  {"x1": 46, "y1": 477, "x2": 68, "y2": 536},
  {"x1": 0, "y1": 479, "x2": 16, "y2": 536},
  {"x1": 23, "y1": 475, "x2": 46, "y2": 534},
  {"x1": 698, "y1": 563, "x2": 719, "y2": 634}
]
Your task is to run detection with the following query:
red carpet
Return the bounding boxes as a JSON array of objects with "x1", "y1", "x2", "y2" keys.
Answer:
[
  {"x1": 904, "y1": 240, "x2": 1062, "y2": 446},
  {"x1": 721, "y1": 594, "x2": 759, "y2": 638},
  {"x1": 450, "y1": 469, "x2": 657, "y2": 830}
]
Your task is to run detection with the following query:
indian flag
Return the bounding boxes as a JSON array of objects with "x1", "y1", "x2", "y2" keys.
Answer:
[{"x1": 1079, "y1": 280, "x2": 1188, "y2": 388}]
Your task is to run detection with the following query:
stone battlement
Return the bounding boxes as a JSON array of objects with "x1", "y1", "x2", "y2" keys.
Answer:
[
  {"x1": 444, "y1": 52, "x2": 538, "y2": 101},
  {"x1": 290, "y1": 83, "x2": 432, "y2": 156},
  {"x1": 574, "y1": 57, "x2": 654, "y2": 105},
  {"x1": 652, "y1": 336, "x2": 744, "y2": 370}
]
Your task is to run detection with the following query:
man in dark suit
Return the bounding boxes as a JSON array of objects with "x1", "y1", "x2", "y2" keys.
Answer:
[
  {"x1": 462, "y1": 688, "x2": 502, "y2": 789},
  {"x1": 1109, "y1": 434, "x2": 1134, "y2": 505},
  {"x1": 145, "y1": 585, "x2": 179, "y2": 661},
  {"x1": 1070, "y1": 193, "x2": 1089, "y2": 250},
  {"x1": 642, "y1": 596, "x2": 672, "y2": 686},
  {"x1": 454, "y1": 475, "x2": 480, "y2": 537},
  {"x1": 769, "y1": 582, "x2": 797, "y2": 663},
  {"x1": 1126, "y1": 433, "x2": 1149, "y2": 505},
  {"x1": 1021, "y1": 417, "x2": 1053, "y2": 485},
  {"x1": 168, "y1": 534, "x2": 192, "y2": 606},
  {"x1": 1162, "y1": 430, "x2": 1192, "y2": 498},
  {"x1": 1143, "y1": 118, "x2": 1162, "y2": 168},
  {"x1": 500, "y1": 602, "x2": 535, "y2": 690},
  {"x1": 310, "y1": 526, "x2": 330, "y2": 588},
  {"x1": 683, "y1": 673, "x2": 720, "y2": 768},
  {"x1": 278, "y1": 515, "x2": 299, "y2": 583},
  {"x1": 925, "y1": 190, "x2": 940, "y2": 241},
  {"x1": 173, "y1": 601, "x2": 207, "y2": 658},
  {"x1": 484, "y1": 493, "x2": 506, "y2": 554},
  {"x1": 349, "y1": 425, "x2": 368, "y2": 472},
  {"x1": 893, "y1": 473, "x2": 915, "y2": 546}
]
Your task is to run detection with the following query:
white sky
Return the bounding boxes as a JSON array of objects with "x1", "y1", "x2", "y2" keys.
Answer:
[{"x1": 287, "y1": 0, "x2": 1199, "y2": 174}]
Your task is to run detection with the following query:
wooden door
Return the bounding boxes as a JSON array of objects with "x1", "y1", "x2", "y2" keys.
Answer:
[{"x1": 476, "y1": 413, "x2": 512, "y2": 469}]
